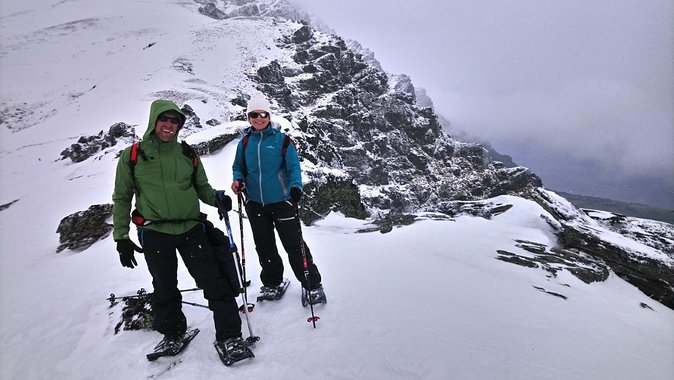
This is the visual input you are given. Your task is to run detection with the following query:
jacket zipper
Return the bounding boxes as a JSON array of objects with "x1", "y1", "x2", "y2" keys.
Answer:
[{"x1": 256, "y1": 131, "x2": 265, "y2": 205}]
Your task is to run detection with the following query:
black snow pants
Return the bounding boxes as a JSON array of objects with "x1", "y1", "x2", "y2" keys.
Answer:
[
  {"x1": 245, "y1": 200, "x2": 321, "y2": 290},
  {"x1": 139, "y1": 224, "x2": 241, "y2": 341}
]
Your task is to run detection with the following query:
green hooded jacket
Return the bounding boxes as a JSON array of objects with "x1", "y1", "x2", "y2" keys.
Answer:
[{"x1": 112, "y1": 99, "x2": 217, "y2": 241}]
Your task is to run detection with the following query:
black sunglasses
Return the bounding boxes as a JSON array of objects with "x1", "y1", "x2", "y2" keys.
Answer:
[
  {"x1": 157, "y1": 114, "x2": 181, "y2": 125},
  {"x1": 248, "y1": 111, "x2": 269, "y2": 119}
]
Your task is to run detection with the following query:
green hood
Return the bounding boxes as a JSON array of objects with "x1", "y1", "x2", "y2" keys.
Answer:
[{"x1": 143, "y1": 99, "x2": 186, "y2": 140}]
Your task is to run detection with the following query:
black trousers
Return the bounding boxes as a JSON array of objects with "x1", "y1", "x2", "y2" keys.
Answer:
[
  {"x1": 245, "y1": 200, "x2": 321, "y2": 290},
  {"x1": 139, "y1": 225, "x2": 241, "y2": 341}
]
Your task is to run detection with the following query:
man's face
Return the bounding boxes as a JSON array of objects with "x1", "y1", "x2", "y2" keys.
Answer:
[{"x1": 154, "y1": 112, "x2": 181, "y2": 142}]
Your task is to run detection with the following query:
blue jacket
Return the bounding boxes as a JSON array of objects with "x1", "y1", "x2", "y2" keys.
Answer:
[{"x1": 232, "y1": 123, "x2": 303, "y2": 205}]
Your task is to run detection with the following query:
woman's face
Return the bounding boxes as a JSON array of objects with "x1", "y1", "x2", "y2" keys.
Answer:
[{"x1": 248, "y1": 110, "x2": 270, "y2": 131}]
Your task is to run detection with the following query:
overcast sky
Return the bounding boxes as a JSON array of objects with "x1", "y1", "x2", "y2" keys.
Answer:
[{"x1": 289, "y1": 0, "x2": 674, "y2": 208}]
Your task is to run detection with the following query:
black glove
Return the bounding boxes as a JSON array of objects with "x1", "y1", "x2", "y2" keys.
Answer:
[
  {"x1": 116, "y1": 239, "x2": 143, "y2": 268},
  {"x1": 215, "y1": 190, "x2": 232, "y2": 219},
  {"x1": 227, "y1": 242, "x2": 238, "y2": 254},
  {"x1": 290, "y1": 187, "x2": 302, "y2": 205}
]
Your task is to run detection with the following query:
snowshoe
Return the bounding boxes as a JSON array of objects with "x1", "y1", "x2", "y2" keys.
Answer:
[
  {"x1": 146, "y1": 328, "x2": 200, "y2": 361},
  {"x1": 257, "y1": 278, "x2": 290, "y2": 301},
  {"x1": 302, "y1": 285, "x2": 327, "y2": 306},
  {"x1": 214, "y1": 337, "x2": 254, "y2": 366}
]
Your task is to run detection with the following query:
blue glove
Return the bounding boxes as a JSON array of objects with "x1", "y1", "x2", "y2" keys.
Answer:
[{"x1": 215, "y1": 190, "x2": 232, "y2": 220}]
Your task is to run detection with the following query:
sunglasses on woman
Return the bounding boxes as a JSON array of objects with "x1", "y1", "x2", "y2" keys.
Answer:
[{"x1": 248, "y1": 111, "x2": 269, "y2": 119}]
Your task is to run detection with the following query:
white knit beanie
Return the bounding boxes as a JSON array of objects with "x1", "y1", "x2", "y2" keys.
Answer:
[{"x1": 246, "y1": 94, "x2": 271, "y2": 115}]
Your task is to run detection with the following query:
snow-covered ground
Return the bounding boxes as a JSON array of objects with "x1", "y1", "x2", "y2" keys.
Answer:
[
  {"x1": 1, "y1": 1, "x2": 673, "y2": 379},
  {"x1": 1, "y1": 137, "x2": 673, "y2": 380}
]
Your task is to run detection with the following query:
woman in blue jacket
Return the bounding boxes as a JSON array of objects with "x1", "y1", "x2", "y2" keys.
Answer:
[{"x1": 231, "y1": 93, "x2": 325, "y2": 305}]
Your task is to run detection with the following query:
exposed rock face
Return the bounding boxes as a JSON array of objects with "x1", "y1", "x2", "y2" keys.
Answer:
[
  {"x1": 300, "y1": 174, "x2": 368, "y2": 224},
  {"x1": 242, "y1": 22, "x2": 542, "y2": 222},
  {"x1": 191, "y1": 132, "x2": 240, "y2": 156},
  {"x1": 197, "y1": 0, "x2": 309, "y2": 21},
  {"x1": 497, "y1": 241, "x2": 610, "y2": 284},
  {"x1": 525, "y1": 188, "x2": 674, "y2": 309},
  {"x1": 60, "y1": 123, "x2": 135, "y2": 162},
  {"x1": 56, "y1": 203, "x2": 113, "y2": 252}
]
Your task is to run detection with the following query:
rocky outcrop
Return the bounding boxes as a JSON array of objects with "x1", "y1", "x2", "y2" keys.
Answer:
[
  {"x1": 300, "y1": 174, "x2": 368, "y2": 224},
  {"x1": 108, "y1": 290, "x2": 154, "y2": 334},
  {"x1": 197, "y1": 0, "x2": 310, "y2": 22},
  {"x1": 242, "y1": 24, "x2": 542, "y2": 222},
  {"x1": 0, "y1": 199, "x2": 19, "y2": 212},
  {"x1": 524, "y1": 188, "x2": 674, "y2": 309},
  {"x1": 60, "y1": 123, "x2": 135, "y2": 162},
  {"x1": 56, "y1": 203, "x2": 113, "y2": 252},
  {"x1": 191, "y1": 132, "x2": 240, "y2": 156},
  {"x1": 497, "y1": 240, "x2": 610, "y2": 284}
]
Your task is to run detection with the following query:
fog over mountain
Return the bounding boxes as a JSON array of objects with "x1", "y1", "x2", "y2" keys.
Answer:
[{"x1": 289, "y1": 0, "x2": 674, "y2": 209}]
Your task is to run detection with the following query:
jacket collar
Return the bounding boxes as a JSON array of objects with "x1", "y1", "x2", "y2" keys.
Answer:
[{"x1": 245, "y1": 121, "x2": 280, "y2": 137}]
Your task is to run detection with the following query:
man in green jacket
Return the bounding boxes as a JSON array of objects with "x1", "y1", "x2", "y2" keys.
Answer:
[{"x1": 112, "y1": 99, "x2": 252, "y2": 363}]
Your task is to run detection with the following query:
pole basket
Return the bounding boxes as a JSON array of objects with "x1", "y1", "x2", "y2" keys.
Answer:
[{"x1": 239, "y1": 303, "x2": 255, "y2": 313}]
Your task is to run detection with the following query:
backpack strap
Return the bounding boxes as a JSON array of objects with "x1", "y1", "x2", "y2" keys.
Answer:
[
  {"x1": 128, "y1": 142, "x2": 146, "y2": 188},
  {"x1": 280, "y1": 134, "x2": 293, "y2": 168},
  {"x1": 181, "y1": 140, "x2": 199, "y2": 187},
  {"x1": 241, "y1": 134, "x2": 250, "y2": 178}
]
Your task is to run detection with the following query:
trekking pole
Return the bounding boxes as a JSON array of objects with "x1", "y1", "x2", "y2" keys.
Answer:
[
  {"x1": 182, "y1": 300, "x2": 208, "y2": 309},
  {"x1": 237, "y1": 193, "x2": 251, "y2": 289},
  {"x1": 296, "y1": 206, "x2": 320, "y2": 328},
  {"x1": 222, "y1": 204, "x2": 254, "y2": 313},
  {"x1": 107, "y1": 288, "x2": 149, "y2": 305},
  {"x1": 222, "y1": 207, "x2": 260, "y2": 344},
  {"x1": 108, "y1": 288, "x2": 204, "y2": 306}
]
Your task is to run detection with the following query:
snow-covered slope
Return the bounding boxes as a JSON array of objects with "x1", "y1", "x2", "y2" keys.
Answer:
[
  {"x1": 2, "y1": 140, "x2": 674, "y2": 379},
  {"x1": 1, "y1": 1, "x2": 673, "y2": 379}
]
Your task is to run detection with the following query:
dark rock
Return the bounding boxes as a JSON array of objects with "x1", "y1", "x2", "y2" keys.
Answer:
[
  {"x1": 198, "y1": 3, "x2": 227, "y2": 19},
  {"x1": 561, "y1": 224, "x2": 674, "y2": 308},
  {"x1": 113, "y1": 295, "x2": 154, "y2": 334},
  {"x1": 191, "y1": 133, "x2": 240, "y2": 156},
  {"x1": 300, "y1": 174, "x2": 368, "y2": 225},
  {"x1": 292, "y1": 25, "x2": 313, "y2": 43},
  {"x1": 527, "y1": 188, "x2": 674, "y2": 309},
  {"x1": 56, "y1": 203, "x2": 113, "y2": 252},
  {"x1": 60, "y1": 122, "x2": 135, "y2": 162},
  {"x1": 0, "y1": 199, "x2": 19, "y2": 212},
  {"x1": 533, "y1": 286, "x2": 568, "y2": 300},
  {"x1": 181, "y1": 103, "x2": 202, "y2": 129},
  {"x1": 496, "y1": 250, "x2": 539, "y2": 268},
  {"x1": 256, "y1": 60, "x2": 285, "y2": 84}
]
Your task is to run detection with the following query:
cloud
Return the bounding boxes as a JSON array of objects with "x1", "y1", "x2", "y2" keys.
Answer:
[
  {"x1": 291, "y1": 0, "x2": 674, "y2": 206},
  {"x1": 439, "y1": 79, "x2": 673, "y2": 181}
]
